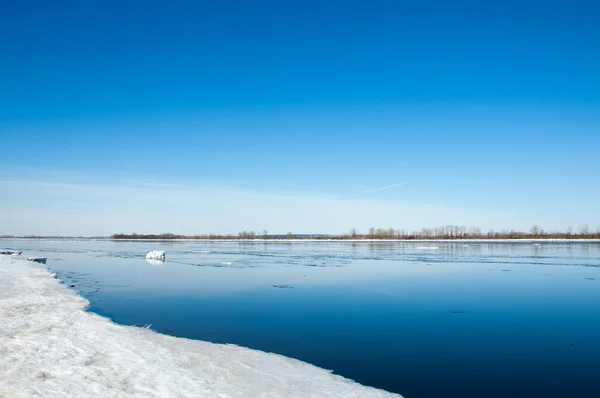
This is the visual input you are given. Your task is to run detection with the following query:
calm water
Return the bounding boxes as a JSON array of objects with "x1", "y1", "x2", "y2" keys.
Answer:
[{"x1": 4, "y1": 239, "x2": 600, "y2": 398}]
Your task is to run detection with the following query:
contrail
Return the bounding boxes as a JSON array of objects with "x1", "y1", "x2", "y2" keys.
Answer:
[{"x1": 349, "y1": 182, "x2": 407, "y2": 197}]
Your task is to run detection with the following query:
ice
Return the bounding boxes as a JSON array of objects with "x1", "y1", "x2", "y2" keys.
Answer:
[
  {"x1": 417, "y1": 246, "x2": 439, "y2": 250},
  {"x1": 0, "y1": 256, "x2": 400, "y2": 398},
  {"x1": 145, "y1": 258, "x2": 165, "y2": 265},
  {"x1": 0, "y1": 250, "x2": 22, "y2": 255},
  {"x1": 27, "y1": 257, "x2": 47, "y2": 264},
  {"x1": 146, "y1": 250, "x2": 165, "y2": 260}
]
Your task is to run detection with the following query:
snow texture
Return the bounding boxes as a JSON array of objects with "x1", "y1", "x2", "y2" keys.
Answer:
[
  {"x1": 145, "y1": 250, "x2": 165, "y2": 260},
  {"x1": 0, "y1": 256, "x2": 401, "y2": 398}
]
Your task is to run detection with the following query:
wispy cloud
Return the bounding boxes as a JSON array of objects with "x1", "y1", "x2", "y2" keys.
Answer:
[
  {"x1": 349, "y1": 182, "x2": 407, "y2": 197},
  {"x1": 0, "y1": 172, "x2": 523, "y2": 236}
]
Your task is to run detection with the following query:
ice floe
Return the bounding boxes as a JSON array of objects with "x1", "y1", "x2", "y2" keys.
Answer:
[
  {"x1": 0, "y1": 256, "x2": 400, "y2": 397},
  {"x1": 0, "y1": 250, "x2": 22, "y2": 256},
  {"x1": 146, "y1": 250, "x2": 165, "y2": 260}
]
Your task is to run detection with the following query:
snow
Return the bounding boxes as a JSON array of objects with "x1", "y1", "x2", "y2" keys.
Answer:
[
  {"x1": 146, "y1": 250, "x2": 165, "y2": 260},
  {"x1": 0, "y1": 256, "x2": 401, "y2": 398}
]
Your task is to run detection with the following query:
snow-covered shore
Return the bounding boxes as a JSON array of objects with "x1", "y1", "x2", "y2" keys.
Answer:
[{"x1": 0, "y1": 255, "x2": 400, "y2": 398}]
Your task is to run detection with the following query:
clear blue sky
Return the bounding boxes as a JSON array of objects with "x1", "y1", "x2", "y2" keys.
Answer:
[{"x1": 1, "y1": 0, "x2": 599, "y2": 235}]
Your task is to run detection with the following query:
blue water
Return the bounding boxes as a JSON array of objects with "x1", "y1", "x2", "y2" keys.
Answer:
[{"x1": 4, "y1": 239, "x2": 600, "y2": 397}]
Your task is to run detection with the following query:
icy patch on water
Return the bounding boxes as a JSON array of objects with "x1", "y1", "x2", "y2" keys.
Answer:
[{"x1": 0, "y1": 256, "x2": 399, "y2": 398}]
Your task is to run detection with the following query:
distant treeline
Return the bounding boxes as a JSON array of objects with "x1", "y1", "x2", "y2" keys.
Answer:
[
  {"x1": 109, "y1": 225, "x2": 600, "y2": 240},
  {"x1": 110, "y1": 232, "x2": 300, "y2": 240}
]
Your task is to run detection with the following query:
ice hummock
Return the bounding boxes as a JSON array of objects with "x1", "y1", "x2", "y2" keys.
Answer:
[
  {"x1": 0, "y1": 250, "x2": 22, "y2": 256},
  {"x1": 146, "y1": 250, "x2": 165, "y2": 260},
  {"x1": 0, "y1": 256, "x2": 401, "y2": 397}
]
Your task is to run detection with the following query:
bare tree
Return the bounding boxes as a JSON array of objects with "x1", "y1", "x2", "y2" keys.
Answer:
[{"x1": 530, "y1": 225, "x2": 540, "y2": 236}]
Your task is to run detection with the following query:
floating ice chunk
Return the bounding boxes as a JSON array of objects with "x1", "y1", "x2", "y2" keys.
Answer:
[
  {"x1": 0, "y1": 256, "x2": 401, "y2": 397},
  {"x1": 221, "y1": 261, "x2": 232, "y2": 265},
  {"x1": 145, "y1": 250, "x2": 165, "y2": 260},
  {"x1": 0, "y1": 250, "x2": 22, "y2": 256},
  {"x1": 417, "y1": 246, "x2": 439, "y2": 250},
  {"x1": 270, "y1": 284, "x2": 294, "y2": 289}
]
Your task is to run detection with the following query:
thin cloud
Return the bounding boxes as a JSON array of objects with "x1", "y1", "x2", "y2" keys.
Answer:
[{"x1": 349, "y1": 182, "x2": 407, "y2": 197}]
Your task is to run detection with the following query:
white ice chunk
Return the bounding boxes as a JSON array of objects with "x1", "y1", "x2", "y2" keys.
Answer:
[
  {"x1": 0, "y1": 256, "x2": 401, "y2": 397},
  {"x1": 145, "y1": 250, "x2": 165, "y2": 260}
]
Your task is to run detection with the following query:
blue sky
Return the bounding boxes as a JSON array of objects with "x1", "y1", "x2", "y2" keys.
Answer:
[{"x1": 1, "y1": 0, "x2": 599, "y2": 235}]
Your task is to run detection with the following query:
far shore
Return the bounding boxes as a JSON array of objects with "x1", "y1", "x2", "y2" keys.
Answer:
[
  {"x1": 71, "y1": 237, "x2": 600, "y2": 243},
  {"x1": 108, "y1": 238, "x2": 600, "y2": 243},
  {"x1": 3, "y1": 237, "x2": 600, "y2": 243}
]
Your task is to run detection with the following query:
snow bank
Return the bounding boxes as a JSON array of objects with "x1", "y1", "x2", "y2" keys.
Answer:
[{"x1": 0, "y1": 256, "x2": 401, "y2": 398}]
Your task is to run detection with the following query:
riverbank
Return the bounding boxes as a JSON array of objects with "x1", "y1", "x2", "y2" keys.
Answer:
[
  {"x1": 4, "y1": 236, "x2": 600, "y2": 243},
  {"x1": 107, "y1": 238, "x2": 600, "y2": 243},
  {"x1": 0, "y1": 255, "x2": 400, "y2": 397}
]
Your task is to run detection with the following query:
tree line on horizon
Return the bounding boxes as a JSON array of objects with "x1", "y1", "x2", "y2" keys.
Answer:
[{"x1": 108, "y1": 224, "x2": 600, "y2": 240}]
